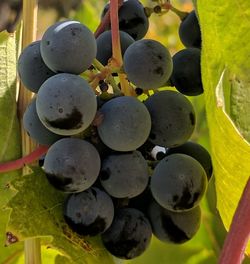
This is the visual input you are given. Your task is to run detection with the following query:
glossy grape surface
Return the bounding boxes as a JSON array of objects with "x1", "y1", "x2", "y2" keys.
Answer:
[{"x1": 41, "y1": 20, "x2": 96, "y2": 74}]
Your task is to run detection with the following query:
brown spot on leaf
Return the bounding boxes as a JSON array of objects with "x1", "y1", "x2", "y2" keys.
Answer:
[{"x1": 5, "y1": 232, "x2": 18, "y2": 246}]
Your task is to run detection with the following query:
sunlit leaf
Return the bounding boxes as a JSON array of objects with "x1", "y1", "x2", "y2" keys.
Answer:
[
  {"x1": 197, "y1": 0, "x2": 250, "y2": 255},
  {"x1": 0, "y1": 31, "x2": 22, "y2": 262}
]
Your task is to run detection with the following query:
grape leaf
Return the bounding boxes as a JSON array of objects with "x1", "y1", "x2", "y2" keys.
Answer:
[
  {"x1": 6, "y1": 167, "x2": 115, "y2": 264},
  {"x1": 0, "y1": 31, "x2": 22, "y2": 262},
  {"x1": 73, "y1": 1, "x2": 101, "y2": 32},
  {"x1": 196, "y1": 0, "x2": 250, "y2": 255}
]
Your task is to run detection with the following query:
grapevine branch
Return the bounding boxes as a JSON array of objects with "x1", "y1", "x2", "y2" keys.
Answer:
[
  {"x1": 0, "y1": 146, "x2": 49, "y2": 173},
  {"x1": 218, "y1": 177, "x2": 250, "y2": 264},
  {"x1": 109, "y1": 0, "x2": 134, "y2": 96},
  {"x1": 94, "y1": 0, "x2": 123, "y2": 38}
]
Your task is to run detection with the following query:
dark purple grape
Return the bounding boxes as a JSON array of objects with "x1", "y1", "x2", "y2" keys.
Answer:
[
  {"x1": 100, "y1": 151, "x2": 149, "y2": 198},
  {"x1": 101, "y1": 208, "x2": 152, "y2": 259},
  {"x1": 64, "y1": 187, "x2": 114, "y2": 236},
  {"x1": 96, "y1": 30, "x2": 134, "y2": 65},
  {"x1": 167, "y1": 141, "x2": 213, "y2": 180},
  {"x1": 148, "y1": 200, "x2": 201, "y2": 243},
  {"x1": 101, "y1": 0, "x2": 149, "y2": 40},
  {"x1": 97, "y1": 96, "x2": 151, "y2": 151},
  {"x1": 44, "y1": 138, "x2": 101, "y2": 193},
  {"x1": 123, "y1": 39, "x2": 173, "y2": 89},
  {"x1": 150, "y1": 154, "x2": 207, "y2": 212},
  {"x1": 144, "y1": 90, "x2": 195, "y2": 148},
  {"x1": 23, "y1": 98, "x2": 62, "y2": 145},
  {"x1": 179, "y1": 10, "x2": 201, "y2": 48},
  {"x1": 40, "y1": 20, "x2": 96, "y2": 74},
  {"x1": 18, "y1": 41, "x2": 55, "y2": 93},
  {"x1": 170, "y1": 48, "x2": 203, "y2": 96}
]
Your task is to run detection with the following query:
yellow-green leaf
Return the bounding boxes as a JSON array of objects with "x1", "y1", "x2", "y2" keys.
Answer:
[
  {"x1": 6, "y1": 167, "x2": 115, "y2": 264},
  {"x1": 0, "y1": 31, "x2": 22, "y2": 262},
  {"x1": 196, "y1": 0, "x2": 250, "y2": 255}
]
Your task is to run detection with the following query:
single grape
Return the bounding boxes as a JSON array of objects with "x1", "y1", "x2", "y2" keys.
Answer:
[
  {"x1": 101, "y1": 0, "x2": 149, "y2": 40},
  {"x1": 101, "y1": 208, "x2": 152, "y2": 259},
  {"x1": 100, "y1": 151, "x2": 149, "y2": 198},
  {"x1": 179, "y1": 10, "x2": 201, "y2": 48},
  {"x1": 123, "y1": 39, "x2": 173, "y2": 89},
  {"x1": 150, "y1": 154, "x2": 207, "y2": 212},
  {"x1": 44, "y1": 138, "x2": 101, "y2": 192},
  {"x1": 64, "y1": 187, "x2": 114, "y2": 236},
  {"x1": 36, "y1": 73, "x2": 97, "y2": 136},
  {"x1": 148, "y1": 200, "x2": 201, "y2": 243},
  {"x1": 40, "y1": 20, "x2": 96, "y2": 74},
  {"x1": 96, "y1": 30, "x2": 134, "y2": 65},
  {"x1": 23, "y1": 98, "x2": 62, "y2": 145},
  {"x1": 144, "y1": 90, "x2": 195, "y2": 148},
  {"x1": 170, "y1": 48, "x2": 203, "y2": 96},
  {"x1": 167, "y1": 141, "x2": 213, "y2": 180},
  {"x1": 97, "y1": 96, "x2": 151, "y2": 151},
  {"x1": 17, "y1": 41, "x2": 55, "y2": 93}
]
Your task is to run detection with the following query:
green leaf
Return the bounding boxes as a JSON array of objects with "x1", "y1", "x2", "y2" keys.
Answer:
[
  {"x1": 0, "y1": 31, "x2": 22, "y2": 263},
  {"x1": 6, "y1": 167, "x2": 115, "y2": 264},
  {"x1": 73, "y1": 1, "x2": 103, "y2": 32},
  {"x1": 196, "y1": 0, "x2": 250, "y2": 254}
]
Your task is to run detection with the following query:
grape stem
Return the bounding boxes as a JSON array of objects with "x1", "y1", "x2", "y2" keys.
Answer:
[
  {"x1": 162, "y1": 2, "x2": 188, "y2": 20},
  {"x1": 94, "y1": 0, "x2": 124, "y2": 38},
  {"x1": 109, "y1": 0, "x2": 135, "y2": 96},
  {"x1": 218, "y1": 177, "x2": 250, "y2": 264},
  {"x1": 0, "y1": 145, "x2": 49, "y2": 173}
]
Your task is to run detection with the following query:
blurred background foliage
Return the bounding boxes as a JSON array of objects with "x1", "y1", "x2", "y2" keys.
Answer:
[{"x1": 1, "y1": 0, "x2": 249, "y2": 263}]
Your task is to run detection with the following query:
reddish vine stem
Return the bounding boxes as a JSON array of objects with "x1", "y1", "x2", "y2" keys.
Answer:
[
  {"x1": 219, "y1": 177, "x2": 250, "y2": 264},
  {"x1": 94, "y1": 0, "x2": 123, "y2": 38},
  {"x1": 109, "y1": 0, "x2": 134, "y2": 96},
  {"x1": 110, "y1": 0, "x2": 122, "y2": 67},
  {"x1": 0, "y1": 145, "x2": 49, "y2": 173}
]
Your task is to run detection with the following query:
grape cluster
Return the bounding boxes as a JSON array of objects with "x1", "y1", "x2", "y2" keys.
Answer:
[{"x1": 18, "y1": 0, "x2": 210, "y2": 260}]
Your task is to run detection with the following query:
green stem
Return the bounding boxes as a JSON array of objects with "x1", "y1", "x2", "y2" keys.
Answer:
[
  {"x1": 25, "y1": 238, "x2": 42, "y2": 264},
  {"x1": 92, "y1": 59, "x2": 121, "y2": 95}
]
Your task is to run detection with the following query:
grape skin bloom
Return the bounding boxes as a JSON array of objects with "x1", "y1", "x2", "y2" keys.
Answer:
[
  {"x1": 102, "y1": 208, "x2": 152, "y2": 259},
  {"x1": 145, "y1": 90, "x2": 196, "y2": 147},
  {"x1": 64, "y1": 187, "x2": 114, "y2": 236},
  {"x1": 36, "y1": 73, "x2": 97, "y2": 136},
  {"x1": 123, "y1": 39, "x2": 173, "y2": 89},
  {"x1": 100, "y1": 151, "x2": 149, "y2": 198},
  {"x1": 150, "y1": 153, "x2": 207, "y2": 212},
  {"x1": 23, "y1": 98, "x2": 62, "y2": 145},
  {"x1": 148, "y1": 200, "x2": 201, "y2": 244},
  {"x1": 18, "y1": 40, "x2": 55, "y2": 93},
  {"x1": 97, "y1": 96, "x2": 151, "y2": 151},
  {"x1": 44, "y1": 138, "x2": 101, "y2": 193},
  {"x1": 40, "y1": 20, "x2": 97, "y2": 74}
]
